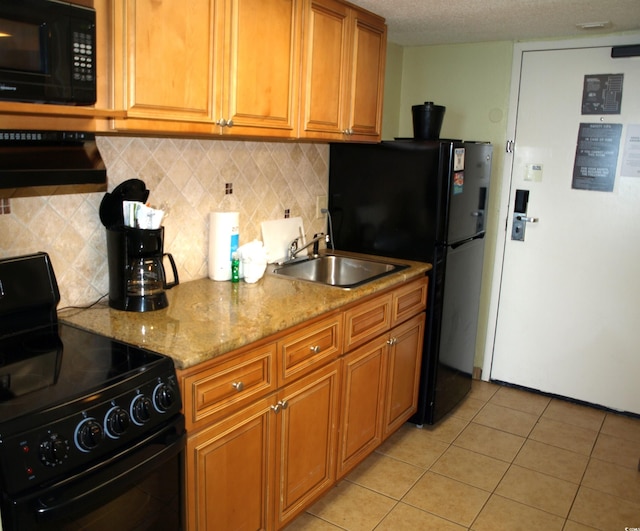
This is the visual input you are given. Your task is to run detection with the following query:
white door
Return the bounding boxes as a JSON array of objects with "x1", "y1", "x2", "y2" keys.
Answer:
[{"x1": 489, "y1": 39, "x2": 640, "y2": 414}]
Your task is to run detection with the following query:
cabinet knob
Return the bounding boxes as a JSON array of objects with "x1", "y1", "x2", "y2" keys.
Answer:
[
  {"x1": 216, "y1": 118, "x2": 234, "y2": 128},
  {"x1": 270, "y1": 400, "x2": 288, "y2": 414},
  {"x1": 232, "y1": 381, "x2": 244, "y2": 392},
  {"x1": 310, "y1": 345, "x2": 321, "y2": 354},
  {"x1": 387, "y1": 337, "x2": 397, "y2": 346}
]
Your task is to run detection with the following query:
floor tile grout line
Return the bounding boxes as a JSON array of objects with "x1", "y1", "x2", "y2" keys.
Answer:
[
  {"x1": 452, "y1": 396, "x2": 580, "y2": 529},
  {"x1": 435, "y1": 407, "x2": 514, "y2": 531},
  {"x1": 299, "y1": 381, "x2": 640, "y2": 530},
  {"x1": 460, "y1": 402, "x2": 608, "y2": 461}
]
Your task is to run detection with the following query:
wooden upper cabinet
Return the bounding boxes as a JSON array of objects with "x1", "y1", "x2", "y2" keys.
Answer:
[
  {"x1": 110, "y1": 0, "x2": 301, "y2": 137},
  {"x1": 216, "y1": 0, "x2": 302, "y2": 138},
  {"x1": 299, "y1": 0, "x2": 386, "y2": 142},
  {"x1": 348, "y1": 8, "x2": 386, "y2": 140},
  {"x1": 299, "y1": 0, "x2": 349, "y2": 140},
  {"x1": 111, "y1": 0, "x2": 216, "y2": 128}
]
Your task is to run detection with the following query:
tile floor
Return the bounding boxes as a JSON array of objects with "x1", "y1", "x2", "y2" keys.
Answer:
[{"x1": 285, "y1": 380, "x2": 640, "y2": 531}]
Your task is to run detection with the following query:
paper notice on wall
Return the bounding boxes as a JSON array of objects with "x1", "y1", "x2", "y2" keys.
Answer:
[
  {"x1": 581, "y1": 74, "x2": 624, "y2": 114},
  {"x1": 621, "y1": 124, "x2": 640, "y2": 178},
  {"x1": 572, "y1": 123, "x2": 622, "y2": 192}
]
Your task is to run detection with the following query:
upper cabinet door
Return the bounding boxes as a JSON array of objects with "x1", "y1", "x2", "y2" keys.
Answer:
[
  {"x1": 299, "y1": 0, "x2": 386, "y2": 142},
  {"x1": 112, "y1": 0, "x2": 217, "y2": 127},
  {"x1": 216, "y1": 0, "x2": 302, "y2": 138},
  {"x1": 347, "y1": 8, "x2": 386, "y2": 141},
  {"x1": 299, "y1": 0, "x2": 349, "y2": 140}
]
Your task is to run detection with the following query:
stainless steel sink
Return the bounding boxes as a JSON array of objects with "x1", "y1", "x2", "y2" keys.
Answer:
[{"x1": 271, "y1": 254, "x2": 407, "y2": 288}]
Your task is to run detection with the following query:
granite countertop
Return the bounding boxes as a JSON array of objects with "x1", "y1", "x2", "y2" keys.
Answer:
[{"x1": 60, "y1": 252, "x2": 431, "y2": 371}]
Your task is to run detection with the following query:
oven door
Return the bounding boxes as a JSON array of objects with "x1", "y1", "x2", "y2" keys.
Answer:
[{"x1": 1, "y1": 416, "x2": 185, "y2": 531}]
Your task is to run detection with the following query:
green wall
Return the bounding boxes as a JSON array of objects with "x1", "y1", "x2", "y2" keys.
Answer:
[
  {"x1": 382, "y1": 41, "x2": 513, "y2": 371},
  {"x1": 381, "y1": 42, "x2": 404, "y2": 141}
]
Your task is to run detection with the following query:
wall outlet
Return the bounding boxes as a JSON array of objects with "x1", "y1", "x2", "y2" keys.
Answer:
[{"x1": 315, "y1": 195, "x2": 328, "y2": 219}]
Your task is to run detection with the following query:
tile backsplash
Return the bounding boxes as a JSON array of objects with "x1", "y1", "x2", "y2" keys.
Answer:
[{"x1": 0, "y1": 136, "x2": 329, "y2": 307}]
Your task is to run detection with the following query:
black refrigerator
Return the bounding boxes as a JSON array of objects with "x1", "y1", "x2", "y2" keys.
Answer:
[{"x1": 328, "y1": 140, "x2": 492, "y2": 425}]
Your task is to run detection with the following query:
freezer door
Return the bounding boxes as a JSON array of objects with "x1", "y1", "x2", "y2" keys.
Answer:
[{"x1": 446, "y1": 143, "x2": 492, "y2": 244}]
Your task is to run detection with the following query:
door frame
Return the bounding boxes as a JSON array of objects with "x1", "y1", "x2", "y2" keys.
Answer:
[{"x1": 481, "y1": 32, "x2": 640, "y2": 382}]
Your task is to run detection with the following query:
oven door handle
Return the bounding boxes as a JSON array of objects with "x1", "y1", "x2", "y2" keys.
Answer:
[{"x1": 29, "y1": 420, "x2": 185, "y2": 522}]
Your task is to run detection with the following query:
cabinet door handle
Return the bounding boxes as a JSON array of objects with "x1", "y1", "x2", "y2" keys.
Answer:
[
  {"x1": 232, "y1": 381, "x2": 244, "y2": 392},
  {"x1": 310, "y1": 345, "x2": 321, "y2": 354},
  {"x1": 386, "y1": 337, "x2": 397, "y2": 346},
  {"x1": 270, "y1": 400, "x2": 288, "y2": 414},
  {"x1": 216, "y1": 118, "x2": 234, "y2": 128}
]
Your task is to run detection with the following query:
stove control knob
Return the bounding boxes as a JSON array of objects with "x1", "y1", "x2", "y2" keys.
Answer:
[
  {"x1": 105, "y1": 406, "x2": 130, "y2": 438},
  {"x1": 75, "y1": 419, "x2": 103, "y2": 452},
  {"x1": 131, "y1": 395, "x2": 152, "y2": 425},
  {"x1": 39, "y1": 434, "x2": 69, "y2": 466},
  {"x1": 153, "y1": 382, "x2": 176, "y2": 413}
]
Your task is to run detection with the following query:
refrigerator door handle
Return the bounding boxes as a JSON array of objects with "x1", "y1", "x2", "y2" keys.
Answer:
[{"x1": 449, "y1": 232, "x2": 485, "y2": 249}]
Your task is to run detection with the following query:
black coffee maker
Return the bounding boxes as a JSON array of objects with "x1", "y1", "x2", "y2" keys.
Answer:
[
  {"x1": 100, "y1": 179, "x2": 179, "y2": 312},
  {"x1": 106, "y1": 226, "x2": 178, "y2": 311}
]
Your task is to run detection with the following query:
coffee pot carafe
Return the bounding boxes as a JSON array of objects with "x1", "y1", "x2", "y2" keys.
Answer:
[
  {"x1": 127, "y1": 256, "x2": 168, "y2": 298},
  {"x1": 106, "y1": 225, "x2": 179, "y2": 312}
]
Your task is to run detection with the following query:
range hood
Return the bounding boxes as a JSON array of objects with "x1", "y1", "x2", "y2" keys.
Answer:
[{"x1": 0, "y1": 131, "x2": 107, "y2": 190}]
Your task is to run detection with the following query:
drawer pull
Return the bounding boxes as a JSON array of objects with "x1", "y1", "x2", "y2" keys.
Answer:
[
  {"x1": 310, "y1": 345, "x2": 321, "y2": 354},
  {"x1": 270, "y1": 403, "x2": 281, "y2": 413},
  {"x1": 232, "y1": 381, "x2": 244, "y2": 392},
  {"x1": 278, "y1": 400, "x2": 289, "y2": 410}
]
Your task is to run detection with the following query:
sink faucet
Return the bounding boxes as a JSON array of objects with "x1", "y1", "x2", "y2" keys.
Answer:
[{"x1": 288, "y1": 233, "x2": 328, "y2": 261}]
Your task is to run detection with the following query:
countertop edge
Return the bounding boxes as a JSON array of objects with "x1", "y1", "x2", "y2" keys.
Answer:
[{"x1": 60, "y1": 253, "x2": 431, "y2": 370}]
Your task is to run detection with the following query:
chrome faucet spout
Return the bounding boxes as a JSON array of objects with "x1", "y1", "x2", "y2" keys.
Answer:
[{"x1": 288, "y1": 233, "x2": 328, "y2": 261}]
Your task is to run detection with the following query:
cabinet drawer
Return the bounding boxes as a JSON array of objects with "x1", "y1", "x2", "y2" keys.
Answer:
[
  {"x1": 278, "y1": 314, "x2": 342, "y2": 385},
  {"x1": 181, "y1": 343, "x2": 277, "y2": 430},
  {"x1": 392, "y1": 276, "x2": 428, "y2": 327},
  {"x1": 343, "y1": 293, "x2": 392, "y2": 351}
]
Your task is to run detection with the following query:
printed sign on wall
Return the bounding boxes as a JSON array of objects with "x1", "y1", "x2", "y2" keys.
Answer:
[
  {"x1": 621, "y1": 124, "x2": 640, "y2": 178},
  {"x1": 581, "y1": 74, "x2": 624, "y2": 114},
  {"x1": 572, "y1": 123, "x2": 622, "y2": 192}
]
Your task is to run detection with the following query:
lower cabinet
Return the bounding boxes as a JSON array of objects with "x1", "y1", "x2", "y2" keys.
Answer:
[
  {"x1": 382, "y1": 313, "x2": 425, "y2": 438},
  {"x1": 275, "y1": 361, "x2": 340, "y2": 528},
  {"x1": 337, "y1": 335, "x2": 387, "y2": 478},
  {"x1": 185, "y1": 361, "x2": 340, "y2": 530},
  {"x1": 181, "y1": 276, "x2": 428, "y2": 530},
  {"x1": 186, "y1": 394, "x2": 276, "y2": 530},
  {"x1": 337, "y1": 312, "x2": 425, "y2": 478}
]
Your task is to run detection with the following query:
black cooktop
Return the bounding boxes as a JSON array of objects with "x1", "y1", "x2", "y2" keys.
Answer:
[{"x1": 0, "y1": 322, "x2": 168, "y2": 427}]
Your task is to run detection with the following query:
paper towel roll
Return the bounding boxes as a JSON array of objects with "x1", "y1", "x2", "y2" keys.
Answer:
[{"x1": 208, "y1": 211, "x2": 239, "y2": 281}]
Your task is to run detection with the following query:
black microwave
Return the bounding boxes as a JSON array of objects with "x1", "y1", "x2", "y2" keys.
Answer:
[{"x1": 0, "y1": 0, "x2": 96, "y2": 105}]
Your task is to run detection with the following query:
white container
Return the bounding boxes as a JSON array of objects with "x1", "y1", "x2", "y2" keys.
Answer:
[
  {"x1": 237, "y1": 240, "x2": 267, "y2": 283},
  {"x1": 208, "y1": 211, "x2": 239, "y2": 281}
]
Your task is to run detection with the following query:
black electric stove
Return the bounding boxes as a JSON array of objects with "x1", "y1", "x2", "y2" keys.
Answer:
[{"x1": 0, "y1": 253, "x2": 184, "y2": 530}]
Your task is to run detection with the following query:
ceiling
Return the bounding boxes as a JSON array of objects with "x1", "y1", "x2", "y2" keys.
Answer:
[{"x1": 348, "y1": 0, "x2": 640, "y2": 46}]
